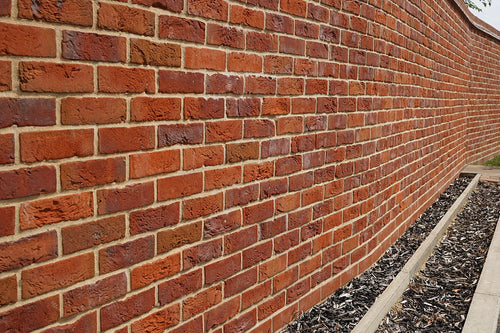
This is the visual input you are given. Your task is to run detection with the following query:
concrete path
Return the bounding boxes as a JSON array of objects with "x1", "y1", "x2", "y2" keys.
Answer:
[{"x1": 463, "y1": 164, "x2": 500, "y2": 182}]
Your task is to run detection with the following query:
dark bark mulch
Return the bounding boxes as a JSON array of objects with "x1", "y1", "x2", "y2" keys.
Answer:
[
  {"x1": 377, "y1": 181, "x2": 500, "y2": 332},
  {"x1": 284, "y1": 176, "x2": 472, "y2": 332}
]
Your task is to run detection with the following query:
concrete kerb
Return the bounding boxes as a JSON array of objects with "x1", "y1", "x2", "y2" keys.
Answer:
[
  {"x1": 462, "y1": 214, "x2": 500, "y2": 333},
  {"x1": 352, "y1": 173, "x2": 481, "y2": 333}
]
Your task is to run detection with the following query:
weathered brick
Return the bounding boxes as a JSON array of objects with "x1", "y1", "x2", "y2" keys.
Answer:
[
  {"x1": 0, "y1": 166, "x2": 56, "y2": 200},
  {"x1": 183, "y1": 239, "x2": 222, "y2": 269},
  {"x1": 183, "y1": 284, "x2": 222, "y2": 320},
  {"x1": 0, "y1": 206, "x2": 15, "y2": 237},
  {"x1": 207, "y1": 74, "x2": 244, "y2": 94},
  {"x1": 133, "y1": 0, "x2": 183, "y2": 11},
  {"x1": 99, "y1": 236, "x2": 154, "y2": 274},
  {"x1": 185, "y1": 97, "x2": 225, "y2": 119},
  {"x1": 131, "y1": 38, "x2": 181, "y2": 66},
  {"x1": 131, "y1": 305, "x2": 180, "y2": 333},
  {"x1": 207, "y1": 23, "x2": 245, "y2": 49},
  {"x1": 158, "y1": 269, "x2": 203, "y2": 304},
  {"x1": 98, "y1": 66, "x2": 155, "y2": 93},
  {"x1": 99, "y1": 126, "x2": 155, "y2": 154},
  {"x1": 18, "y1": 0, "x2": 92, "y2": 25},
  {"x1": 205, "y1": 253, "x2": 241, "y2": 284},
  {"x1": 228, "y1": 52, "x2": 263, "y2": 73},
  {"x1": 63, "y1": 273, "x2": 127, "y2": 316},
  {"x1": 22, "y1": 253, "x2": 94, "y2": 298},
  {"x1": 0, "y1": 22, "x2": 55, "y2": 57},
  {"x1": 0, "y1": 275, "x2": 17, "y2": 306},
  {"x1": 130, "y1": 203, "x2": 180, "y2": 235},
  {"x1": 19, "y1": 62, "x2": 93, "y2": 92},
  {"x1": 40, "y1": 312, "x2": 97, "y2": 333},
  {"x1": 183, "y1": 193, "x2": 223, "y2": 220},
  {"x1": 130, "y1": 150, "x2": 180, "y2": 179},
  {"x1": 0, "y1": 296, "x2": 59, "y2": 332},
  {"x1": 157, "y1": 172, "x2": 203, "y2": 201},
  {"x1": 98, "y1": 2, "x2": 154, "y2": 35},
  {"x1": 100, "y1": 288, "x2": 155, "y2": 330},
  {"x1": 62, "y1": 31, "x2": 126, "y2": 62},
  {"x1": 20, "y1": 192, "x2": 93, "y2": 230},
  {"x1": 157, "y1": 221, "x2": 202, "y2": 254},
  {"x1": 61, "y1": 97, "x2": 126, "y2": 125},
  {"x1": 0, "y1": 61, "x2": 11, "y2": 91},
  {"x1": 204, "y1": 210, "x2": 241, "y2": 238},
  {"x1": 62, "y1": 216, "x2": 125, "y2": 254},
  {"x1": 131, "y1": 97, "x2": 181, "y2": 122},
  {"x1": 159, "y1": 15, "x2": 205, "y2": 43},
  {"x1": 61, "y1": 157, "x2": 126, "y2": 190},
  {"x1": 188, "y1": 0, "x2": 228, "y2": 21},
  {"x1": 131, "y1": 253, "x2": 181, "y2": 289},
  {"x1": 205, "y1": 297, "x2": 240, "y2": 330},
  {"x1": 97, "y1": 182, "x2": 154, "y2": 215},
  {"x1": 185, "y1": 47, "x2": 226, "y2": 71},
  {"x1": 227, "y1": 142, "x2": 260, "y2": 163}
]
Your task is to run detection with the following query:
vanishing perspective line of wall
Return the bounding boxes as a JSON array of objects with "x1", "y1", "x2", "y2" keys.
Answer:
[{"x1": 0, "y1": 0, "x2": 499, "y2": 331}]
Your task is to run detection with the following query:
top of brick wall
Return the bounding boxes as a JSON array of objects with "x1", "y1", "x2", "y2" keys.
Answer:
[{"x1": 453, "y1": 0, "x2": 500, "y2": 40}]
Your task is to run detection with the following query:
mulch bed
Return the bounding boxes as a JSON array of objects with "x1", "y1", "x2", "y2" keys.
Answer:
[
  {"x1": 283, "y1": 176, "x2": 472, "y2": 332},
  {"x1": 377, "y1": 180, "x2": 500, "y2": 332}
]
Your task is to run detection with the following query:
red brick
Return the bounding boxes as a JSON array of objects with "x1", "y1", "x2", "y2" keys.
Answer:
[
  {"x1": 281, "y1": 0, "x2": 306, "y2": 16},
  {"x1": 131, "y1": 253, "x2": 181, "y2": 289},
  {"x1": 266, "y1": 12, "x2": 294, "y2": 33},
  {"x1": 62, "y1": 216, "x2": 125, "y2": 254},
  {"x1": 207, "y1": 73, "x2": 244, "y2": 94},
  {"x1": 258, "y1": 292, "x2": 285, "y2": 320},
  {"x1": 22, "y1": 253, "x2": 94, "y2": 298},
  {"x1": 276, "y1": 155, "x2": 302, "y2": 176},
  {"x1": 225, "y1": 226, "x2": 258, "y2": 254},
  {"x1": 287, "y1": 279, "x2": 310, "y2": 303},
  {"x1": 296, "y1": 20, "x2": 319, "y2": 39},
  {"x1": 289, "y1": 172, "x2": 314, "y2": 191},
  {"x1": 20, "y1": 192, "x2": 93, "y2": 230},
  {"x1": 98, "y1": 2, "x2": 154, "y2": 35},
  {"x1": 260, "y1": 178, "x2": 288, "y2": 199},
  {"x1": 245, "y1": 76, "x2": 276, "y2": 94},
  {"x1": 205, "y1": 166, "x2": 241, "y2": 190},
  {"x1": 243, "y1": 241, "x2": 272, "y2": 268},
  {"x1": 61, "y1": 97, "x2": 125, "y2": 125},
  {"x1": 225, "y1": 309, "x2": 257, "y2": 333},
  {"x1": 159, "y1": 15, "x2": 205, "y2": 43},
  {"x1": 133, "y1": 0, "x2": 183, "y2": 11},
  {"x1": 0, "y1": 166, "x2": 56, "y2": 200},
  {"x1": 159, "y1": 269, "x2": 202, "y2": 304},
  {"x1": 157, "y1": 221, "x2": 202, "y2": 254},
  {"x1": 227, "y1": 98, "x2": 261, "y2": 117},
  {"x1": 247, "y1": 31, "x2": 278, "y2": 52},
  {"x1": 0, "y1": 206, "x2": 15, "y2": 237},
  {"x1": 131, "y1": 305, "x2": 180, "y2": 333},
  {"x1": 21, "y1": 129, "x2": 92, "y2": 163},
  {"x1": 170, "y1": 317, "x2": 203, "y2": 333},
  {"x1": 130, "y1": 203, "x2": 180, "y2": 235},
  {"x1": 19, "y1": 0, "x2": 92, "y2": 25},
  {"x1": 131, "y1": 97, "x2": 181, "y2": 122},
  {"x1": 264, "y1": 55, "x2": 293, "y2": 74},
  {"x1": 185, "y1": 47, "x2": 226, "y2": 71},
  {"x1": 242, "y1": 280, "x2": 272, "y2": 309},
  {"x1": 183, "y1": 239, "x2": 223, "y2": 269},
  {"x1": 244, "y1": 161, "x2": 274, "y2": 182},
  {"x1": 0, "y1": 61, "x2": 11, "y2": 91},
  {"x1": 97, "y1": 182, "x2": 154, "y2": 215},
  {"x1": 205, "y1": 253, "x2": 241, "y2": 284},
  {"x1": 0, "y1": 296, "x2": 59, "y2": 332},
  {"x1": 130, "y1": 38, "x2": 181, "y2": 66},
  {"x1": 204, "y1": 210, "x2": 241, "y2": 238},
  {"x1": 100, "y1": 288, "x2": 155, "y2": 331},
  {"x1": 205, "y1": 297, "x2": 240, "y2": 330},
  {"x1": 19, "y1": 62, "x2": 92, "y2": 92},
  {"x1": 276, "y1": 192, "x2": 301, "y2": 213},
  {"x1": 278, "y1": 77, "x2": 304, "y2": 95},
  {"x1": 307, "y1": 79, "x2": 329, "y2": 95},
  {"x1": 228, "y1": 52, "x2": 262, "y2": 73},
  {"x1": 98, "y1": 66, "x2": 154, "y2": 93},
  {"x1": 207, "y1": 23, "x2": 245, "y2": 49},
  {"x1": 99, "y1": 236, "x2": 154, "y2": 274},
  {"x1": 0, "y1": 22, "x2": 55, "y2": 57},
  {"x1": 63, "y1": 273, "x2": 127, "y2": 316},
  {"x1": 185, "y1": 97, "x2": 224, "y2": 119},
  {"x1": 130, "y1": 149, "x2": 180, "y2": 179},
  {"x1": 226, "y1": 184, "x2": 259, "y2": 208},
  {"x1": 183, "y1": 193, "x2": 223, "y2": 220},
  {"x1": 244, "y1": 119, "x2": 275, "y2": 138},
  {"x1": 41, "y1": 312, "x2": 97, "y2": 333},
  {"x1": 159, "y1": 70, "x2": 204, "y2": 93},
  {"x1": 279, "y1": 36, "x2": 305, "y2": 55},
  {"x1": 183, "y1": 284, "x2": 222, "y2": 319},
  {"x1": 61, "y1": 157, "x2": 126, "y2": 190},
  {"x1": 62, "y1": 30, "x2": 125, "y2": 62},
  {"x1": 288, "y1": 208, "x2": 312, "y2": 229},
  {"x1": 206, "y1": 120, "x2": 242, "y2": 143},
  {"x1": 184, "y1": 145, "x2": 225, "y2": 169},
  {"x1": 261, "y1": 138, "x2": 291, "y2": 158},
  {"x1": 99, "y1": 126, "x2": 154, "y2": 154},
  {"x1": 158, "y1": 123, "x2": 203, "y2": 147},
  {"x1": 262, "y1": 97, "x2": 290, "y2": 115},
  {"x1": 0, "y1": 231, "x2": 57, "y2": 273},
  {"x1": 225, "y1": 268, "x2": 257, "y2": 297},
  {"x1": 158, "y1": 172, "x2": 202, "y2": 201},
  {"x1": 0, "y1": 275, "x2": 16, "y2": 306},
  {"x1": 230, "y1": 4, "x2": 264, "y2": 28},
  {"x1": 0, "y1": 0, "x2": 10, "y2": 16},
  {"x1": 227, "y1": 142, "x2": 260, "y2": 163},
  {"x1": 243, "y1": 200, "x2": 274, "y2": 225},
  {"x1": 274, "y1": 267, "x2": 298, "y2": 292},
  {"x1": 188, "y1": 0, "x2": 228, "y2": 21}
]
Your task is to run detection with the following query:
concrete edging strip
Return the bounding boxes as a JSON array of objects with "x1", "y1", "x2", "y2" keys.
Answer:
[
  {"x1": 352, "y1": 173, "x2": 481, "y2": 333},
  {"x1": 462, "y1": 214, "x2": 500, "y2": 333}
]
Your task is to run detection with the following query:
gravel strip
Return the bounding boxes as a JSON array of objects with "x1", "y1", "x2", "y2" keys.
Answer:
[
  {"x1": 284, "y1": 176, "x2": 472, "y2": 332},
  {"x1": 377, "y1": 181, "x2": 500, "y2": 332}
]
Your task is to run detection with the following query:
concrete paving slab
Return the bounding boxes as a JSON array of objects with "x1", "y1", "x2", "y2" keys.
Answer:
[{"x1": 463, "y1": 165, "x2": 500, "y2": 182}]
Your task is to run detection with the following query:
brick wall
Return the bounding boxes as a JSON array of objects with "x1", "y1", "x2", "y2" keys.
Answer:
[{"x1": 0, "y1": 0, "x2": 499, "y2": 331}]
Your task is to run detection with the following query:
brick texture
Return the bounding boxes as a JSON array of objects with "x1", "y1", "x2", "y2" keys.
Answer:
[{"x1": 1, "y1": 0, "x2": 500, "y2": 332}]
